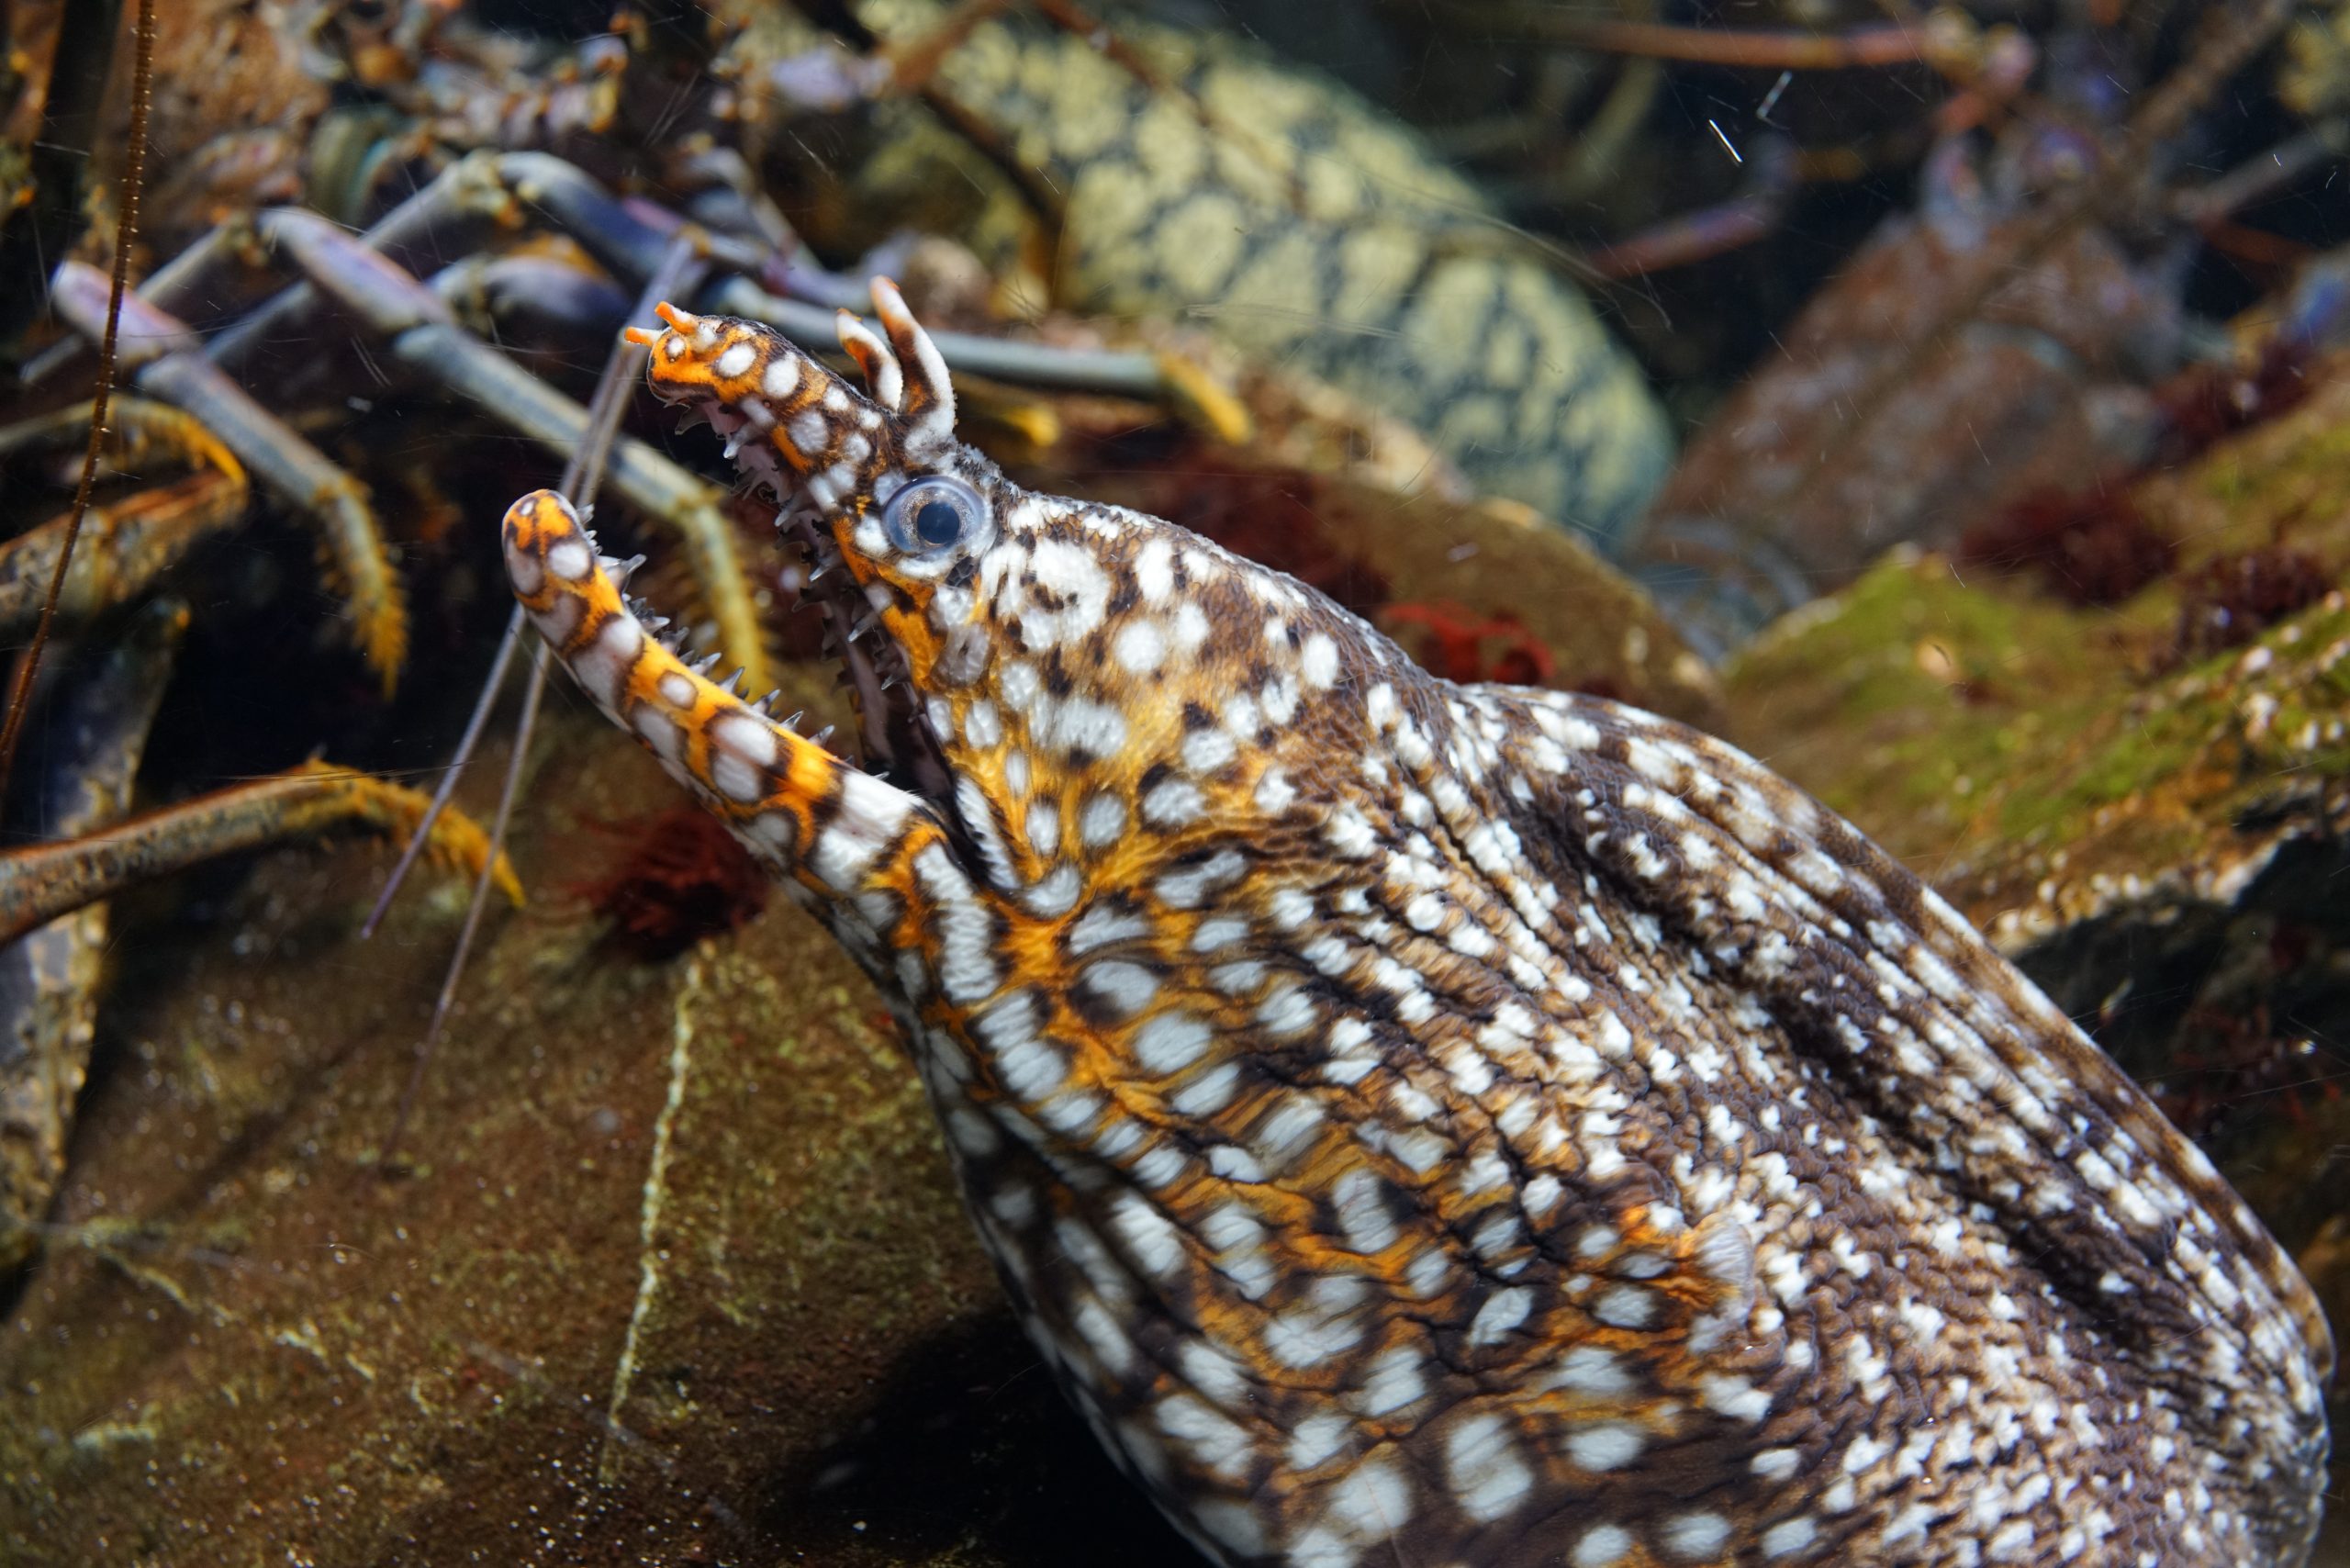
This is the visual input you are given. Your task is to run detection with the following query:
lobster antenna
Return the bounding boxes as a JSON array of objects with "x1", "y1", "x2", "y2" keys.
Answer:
[
  {"x1": 376, "y1": 230, "x2": 708, "y2": 1170},
  {"x1": 0, "y1": 0, "x2": 156, "y2": 798}
]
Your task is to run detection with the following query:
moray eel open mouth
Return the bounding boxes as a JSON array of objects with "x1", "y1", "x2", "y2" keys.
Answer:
[
  {"x1": 504, "y1": 284, "x2": 2333, "y2": 1568},
  {"x1": 639, "y1": 297, "x2": 960, "y2": 812}
]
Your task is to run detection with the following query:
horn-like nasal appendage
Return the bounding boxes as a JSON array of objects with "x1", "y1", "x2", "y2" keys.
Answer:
[
  {"x1": 835, "y1": 309, "x2": 905, "y2": 412},
  {"x1": 867, "y1": 278, "x2": 957, "y2": 454}
]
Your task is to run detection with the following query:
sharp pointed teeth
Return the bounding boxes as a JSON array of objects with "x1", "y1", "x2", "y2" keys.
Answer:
[
  {"x1": 613, "y1": 554, "x2": 648, "y2": 586},
  {"x1": 690, "y1": 651, "x2": 723, "y2": 676},
  {"x1": 722, "y1": 433, "x2": 744, "y2": 460},
  {"x1": 847, "y1": 612, "x2": 878, "y2": 643},
  {"x1": 725, "y1": 667, "x2": 748, "y2": 694},
  {"x1": 782, "y1": 710, "x2": 804, "y2": 731},
  {"x1": 810, "y1": 725, "x2": 836, "y2": 748},
  {"x1": 643, "y1": 614, "x2": 670, "y2": 632}
]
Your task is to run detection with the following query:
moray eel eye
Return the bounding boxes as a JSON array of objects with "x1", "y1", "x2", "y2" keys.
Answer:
[{"x1": 882, "y1": 475, "x2": 989, "y2": 556}]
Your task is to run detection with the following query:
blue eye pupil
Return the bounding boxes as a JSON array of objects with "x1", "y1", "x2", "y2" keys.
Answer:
[{"x1": 914, "y1": 498, "x2": 963, "y2": 547}]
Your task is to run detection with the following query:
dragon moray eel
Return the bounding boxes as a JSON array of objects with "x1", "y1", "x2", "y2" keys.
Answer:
[
  {"x1": 766, "y1": 0, "x2": 1672, "y2": 545},
  {"x1": 501, "y1": 289, "x2": 2331, "y2": 1567}
]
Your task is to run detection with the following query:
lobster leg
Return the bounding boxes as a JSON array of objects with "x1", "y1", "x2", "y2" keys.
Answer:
[
  {"x1": 252, "y1": 207, "x2": 778, "y2": 700},
  {"x1": 0, "y1": 761, "x2": 521, "y2": 953},
  {"x1": 0, "y1": 398, "x2": 251, "y2": 636},
  {"x1": 0, "y1": 598, "x2": 181, "y2": 1272},
  {"x1": 48, "y1": 263, "x2": 409, "y2": 691}
]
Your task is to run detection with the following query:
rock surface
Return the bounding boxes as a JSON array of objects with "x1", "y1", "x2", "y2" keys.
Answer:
[{"x1": 0, "y1": 694, "x2": 1199, "y2": 1566}]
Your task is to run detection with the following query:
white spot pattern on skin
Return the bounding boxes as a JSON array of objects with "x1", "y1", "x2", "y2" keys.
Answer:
[
  {"x1": 1256, "y1": 767, "x2": 1298, "y2": 813},
  {"x1": 1156, "y1": 1393, "x2": 1254, "y2": 1483},
  {"x1": 1114, "y1": 619, "x2": 1168, "y2": 673},
  {"x1": 1256, "y1": 984, "x2": 1317, "y2": 1037},
  {"x1": 1081, "y1": 960, "x2": 1158, "y2": 1017},
  {"x1": 1131, "y1": 1012, "x2": 1213, "y2": 1074},
  {"x1": 1040, "y1": 698, "x2": 1127, "y2": 760},
  {"x1": 1287, "y1": 1411, "x2": 1350, "y2": 1472},
  {"x1": 1025, "y1": 800, "x2": 1060, "y2": 857},
  {"x1": 1591, "y1": 1285, "x2": 1656, "y2": 1329},
  {"x1": 1144, "y1": 778, "x2": 1206, "y2": 827},
  {"x1": 1078, "y1": 793, "x2": 1126, "y2": 849},
  {"x1": 1467, "y1": 1286, "x2": 1533, "y2": 1347},
  {"x1": 546, "y1": 537, "x2": 592, "y2": 581},
  {"x1": 1662, "y1": 1512, "x2": 1730, "y2": 1558},
  {"x1": 1135, "y1": 537, "x2": 1175, "y2": 602},
  {"x1": 1352, "y1": 1345, "x2": 1425, "y2": 1417},
  {"x1": 1109, "y1": 1190, "x2": 1185, "y2": 1277},
  {"x1": 1571, "y1": 1524, "x2": 1632, "y2": 1568},
  {"x1": 1178, "y1": 1339, "x2": 1252, "y2": 1406},
  {"x1": 810, "y1": 771, "x2": 915, "y2": 892},
  {"x1": 1170, "y1": 1061, "x2": 1241, "y2": 1116},
  {"x1": 1183, "y1": 726, "x2": 1237, "y2": 774},
  {"x1": 1066, "y1": 902, "x2": 1147, "y2": 955},
  {"x1": 1565, "y1": 1422, "x2": 1644, "y2": 1471},
  {"x1": 1023, "y1": 863, "x2": 1080, "y2": 917},
  {"x1": 632, "y1": 704, "x2": 680, "y2": 763},
  {"x1": 1301, "y1": 632, "x2": 1340, "y2": 689},
  {"x1": 572, "y1": 611, "x2": 642, "y2": 711},
  {"x1": 1315, "y1": 1455, "x2": 1414, "y2": 1552},
  {"x1": 1192, "y1": 915, "x2": 1248, "y2": 952},
  {"x1": 1332, "y1": 1168, "x2": 1398, "y2": 1255},
  {"x1": 1445, "y1": 1413, "x2": 1532, "y2": 1524}
]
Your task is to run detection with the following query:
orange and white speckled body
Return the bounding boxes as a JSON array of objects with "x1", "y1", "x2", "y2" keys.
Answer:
[{"x1": 502, "y1": 290, "x2": 2331, "y2": 1568}]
